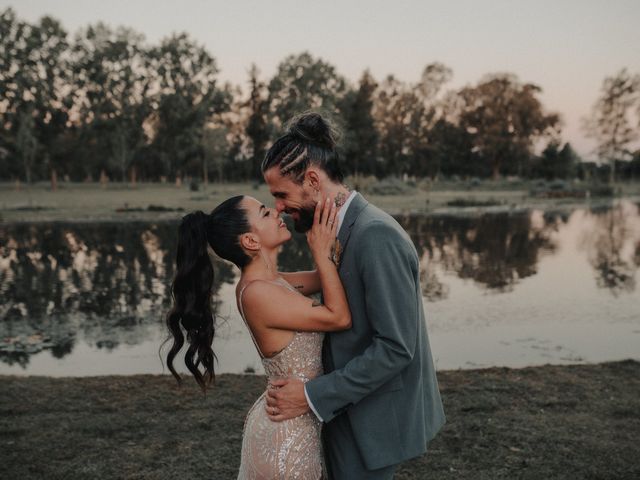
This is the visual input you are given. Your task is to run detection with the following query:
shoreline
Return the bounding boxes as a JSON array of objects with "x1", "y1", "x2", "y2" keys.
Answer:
[
  {"x1": 2, "y1": 360, "x2": 639, "y2": 479},
  {"x1": 1, "y1": 181, "x2": 639, "y2": 223}
]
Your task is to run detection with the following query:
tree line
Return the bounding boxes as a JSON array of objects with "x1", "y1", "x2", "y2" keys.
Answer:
[{"x1": 1, "y1": 7, "x2": 639, "y2": 186}]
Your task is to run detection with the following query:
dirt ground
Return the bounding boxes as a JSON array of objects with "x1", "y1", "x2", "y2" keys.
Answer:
[{"x1": 1, "y1": 360, "x2": 638, "y2": 479}]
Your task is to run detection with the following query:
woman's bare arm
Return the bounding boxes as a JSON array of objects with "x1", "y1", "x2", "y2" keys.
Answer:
[
  {"x1": 243, "y1": 198, "x2": 351, "y2": 332},
  {"x1": 278, "y1": 270, "x2": 321, "y2": 296},
  {"x1": 241, "y1": 277, "x2": 350, "y2": 332}
]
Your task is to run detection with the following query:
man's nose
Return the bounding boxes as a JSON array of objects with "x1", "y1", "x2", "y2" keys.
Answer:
[{"x1": 274, "y1": 200, "x2": 286, "y2": 213}]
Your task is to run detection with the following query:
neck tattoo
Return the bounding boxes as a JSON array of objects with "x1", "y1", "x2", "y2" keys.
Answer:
[{"x1": 334, "y1": 191, "x2": 347, "y2": 208}]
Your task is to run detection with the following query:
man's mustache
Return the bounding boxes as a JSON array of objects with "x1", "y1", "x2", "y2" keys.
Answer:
[{"x1": 283, "y1": 203, "x2": 318, "y2": 215}]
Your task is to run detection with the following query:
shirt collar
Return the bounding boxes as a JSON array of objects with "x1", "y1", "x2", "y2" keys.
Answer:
[{"x1": 336, "y1": 190, "x2": 358, "y2": 237}]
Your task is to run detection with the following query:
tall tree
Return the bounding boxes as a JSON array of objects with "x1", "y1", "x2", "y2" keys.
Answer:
[
  {"x1": 71, "y1": 23, "x2": 153, "y2": 182},
  {"x1": 341, "y1": 70, "x2": 378, "y2": 177},
  {"x1": 0, "y1": 8, "x2": 70, "y2": 184},
  {"x1": 373, "y1": 75, "x2": 412, "y2": 176},
  {"x1": 427, "y1": 118, "x2": 479, "y2": 179},
  {"x1": 207, "y1": 83, "x2": 244, "y2": 182},
  {"x1": 535, "y1": 141, "x2": 579, "y2": 180},
  {"x1": 373, "y1": 75, "x2": 429, "y2": 177},
  {"x1": 201, "y1": 125, "x2": 229, "y2": 183},
  {"x1": 584, "y1": 68, "x2": 640, "y2": 183},
  {"x1": 456, "y1": 74, "x2": 560, "y2": 179},
  {"x1": 245, "y1": 64, "x2": 270, "y2": 180},
  {"x1": 416, "y1": 62, "x2": 453, "y2": 104},
  {"x1": 413, "y1": 63, "x2": 454, "y2": 178},
  {"x1": 15, "y1": 109, "x2": 38, "y2": 184},
  {"x1": 267, "y1": 52, "x2": 348, "y2": 129},
  {"x1": 372, "y1": 63, "x2": 453, "y2": 178},
  {"x1": 147, "y1": 33, "x2": 229, "y2": 180}
]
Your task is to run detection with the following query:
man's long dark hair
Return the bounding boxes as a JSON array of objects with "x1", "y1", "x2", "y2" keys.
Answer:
[{"x1": 164, "y1": 195, "x2": 251, "y2": 392}]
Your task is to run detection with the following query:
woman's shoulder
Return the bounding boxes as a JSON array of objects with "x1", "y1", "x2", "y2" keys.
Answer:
[{"x1": 239, "y1": 278, "x2": 294, "y2": 308}]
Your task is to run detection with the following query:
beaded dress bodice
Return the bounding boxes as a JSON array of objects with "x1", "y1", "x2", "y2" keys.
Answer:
[{"x1": 260, "y1": 330, "x2": 324, "y2": 381}]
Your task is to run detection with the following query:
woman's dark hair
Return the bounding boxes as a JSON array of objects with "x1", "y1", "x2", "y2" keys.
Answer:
[
  {"x1": 261, "y1": 111, "x2": 344, "y2": 184},
  {"x1": 164, "y1": 195, "x2": 251, "y2": 392}
]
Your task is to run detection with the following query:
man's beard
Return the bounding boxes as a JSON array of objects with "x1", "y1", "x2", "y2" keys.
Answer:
[{"x1": 291, "y1": 205, "x2": 316, "y2": 233}]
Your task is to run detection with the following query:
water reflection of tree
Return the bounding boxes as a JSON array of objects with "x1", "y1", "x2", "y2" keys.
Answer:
[
  {"x1": 419, "y1": 251, "x2": 450, "y2": 301},
  {"x1": 399, "y1": 212, "x2": 558, "y2": 294},
  {"x1": 271, "y1": 213, "x2": 560, "y2": 299},
  {"x1": 580, "y1": 203, "x2": 640, "y2": 296},
  {"x1": 273, "y1": 212, "x2": 559, "y2": 299},
  {"x1": 4, "y1": 206, "x2": 636, "y2": 367},
  {"x1": 0, "y1": 221, "x2": 233, "y2": 365}
]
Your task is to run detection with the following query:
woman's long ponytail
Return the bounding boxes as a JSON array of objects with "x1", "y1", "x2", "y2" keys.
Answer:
[
  {"x1": 166, "y1": 211, "x2": 216, "y2": 393},
  {"x1": 164, "y1": 196, "x2": 251, "y2": 393}
]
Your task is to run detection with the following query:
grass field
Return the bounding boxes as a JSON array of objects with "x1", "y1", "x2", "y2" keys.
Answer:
[
  {"x1": 1, "y1": 361, "x2": 638, "y2": 479},
  {"x1": 2, "y1": 180, "x2": 640, "y2": 223}
]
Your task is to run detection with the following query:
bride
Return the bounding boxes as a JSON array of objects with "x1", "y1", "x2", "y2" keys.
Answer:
[{"x1": 164, "y1": 193, "x2": 350, "y2": 479}]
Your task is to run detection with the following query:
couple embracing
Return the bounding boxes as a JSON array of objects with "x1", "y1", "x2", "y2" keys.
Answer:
[{"x1": 165, "y1": 112, "x2": 445, "y2": 479}]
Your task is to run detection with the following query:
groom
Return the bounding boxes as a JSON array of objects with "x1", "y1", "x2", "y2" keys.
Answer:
[{"x1": 262, "y1": 112, "x2": 445, "y2": 479}]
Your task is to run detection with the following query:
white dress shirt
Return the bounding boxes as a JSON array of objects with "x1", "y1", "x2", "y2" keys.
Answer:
[{"x1": 304, "y1": 190, "x2": 358, "y2": 422}]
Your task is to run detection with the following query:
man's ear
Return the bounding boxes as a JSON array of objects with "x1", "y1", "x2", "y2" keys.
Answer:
[
  {"x1": 240, "y1": 233, "x2": 260, "y2": 252},
  {"x1": 304, "y1": 168, "x2": 321, "y2": 192}
]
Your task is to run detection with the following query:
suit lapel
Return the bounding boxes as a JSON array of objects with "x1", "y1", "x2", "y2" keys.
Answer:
[{"x1": 336, "y1": 193, "x2": 368, "y2": 270}]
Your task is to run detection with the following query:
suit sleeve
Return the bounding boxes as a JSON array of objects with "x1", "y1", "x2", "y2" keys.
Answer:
[{"x1": 305, "y1": 221, "x2": 419, "y2": 423}]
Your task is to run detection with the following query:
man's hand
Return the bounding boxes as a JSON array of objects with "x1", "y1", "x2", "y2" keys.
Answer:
[{"x1": 265, "y1": 377, "x2": 309, "y2": 422}]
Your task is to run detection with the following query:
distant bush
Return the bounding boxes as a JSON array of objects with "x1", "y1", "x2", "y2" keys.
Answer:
[
  {"x1": 548, "y1": 179, "x2": 569, "y2": 191},
  {"x1": 588, "y1": 184, "x2": 614, "y2": 197},
  {"x1": 344, "y1": 175, "x2": 378, "y2": 193},
  {"x1": 468, "y1": 177, "x2": 482, "y2": 188},
  {"x1": 529, "y1": 180, "x2": 613, "y2": 198},
  {"x1": 505, "y1": 177, "x2": 524, "y2": 187},
  {"x1": 365, "y1": 177, "x2": 417, "y2": 196},
  {"x1": 446, "y1": 198, "x2": 502, "y2": 207},
  {"x1": 147, "y1": 205, "x2": 184, "y2": 212},
  {"x1": 417, "y1": 178, "x2": 433, "y2": 191},
  {"x1": 532, "y1": 179, "x2": 547, "y2": 190}
]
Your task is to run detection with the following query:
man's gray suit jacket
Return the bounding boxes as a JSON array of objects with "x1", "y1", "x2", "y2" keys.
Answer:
[{"x1": 305, "y1": 192, "x2": 446, "y2": 471}]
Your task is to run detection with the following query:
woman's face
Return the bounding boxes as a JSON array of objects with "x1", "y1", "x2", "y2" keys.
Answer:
[{"x1": 241, "y1": 196, "x2": 291, "y2": 249}]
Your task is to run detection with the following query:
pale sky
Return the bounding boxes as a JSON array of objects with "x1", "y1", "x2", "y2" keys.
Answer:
[{"x1": 4, "y1": 0, "x2": 640, "y2": 158}]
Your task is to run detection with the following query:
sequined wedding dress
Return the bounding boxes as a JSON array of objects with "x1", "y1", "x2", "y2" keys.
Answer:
[{"x1": 237, "y1": 277, "x2": 325, "y2": 480}]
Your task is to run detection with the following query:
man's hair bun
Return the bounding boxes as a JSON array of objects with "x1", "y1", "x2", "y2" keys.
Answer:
[{"x1": 286, "y1": 111, "x2": 338, "y2": 149}]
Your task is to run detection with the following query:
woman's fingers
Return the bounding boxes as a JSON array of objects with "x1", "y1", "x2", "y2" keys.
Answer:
[
  {"x1": 307, "y1": 195, "x2": 339, "y2": 258},
  {"x1": 313, "y1": 196, "x2": 323, "y2": 226},
  {"x1": 265, "y1": 393, "x2": 276, "y2": 407},
  {"x1": 268, "y1": 413, "x2": 286, "y2": 422},
  {"x1": 269, "y1": 378, "x2": 288, "y2": 388},
  {"x1": 320, "y1": 197, "x2": 331, "y2": 226}
]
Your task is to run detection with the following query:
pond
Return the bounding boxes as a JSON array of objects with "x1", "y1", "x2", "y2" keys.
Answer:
[{"x1": 1, "y1": 200, "x2": 639, "y2": 377}]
